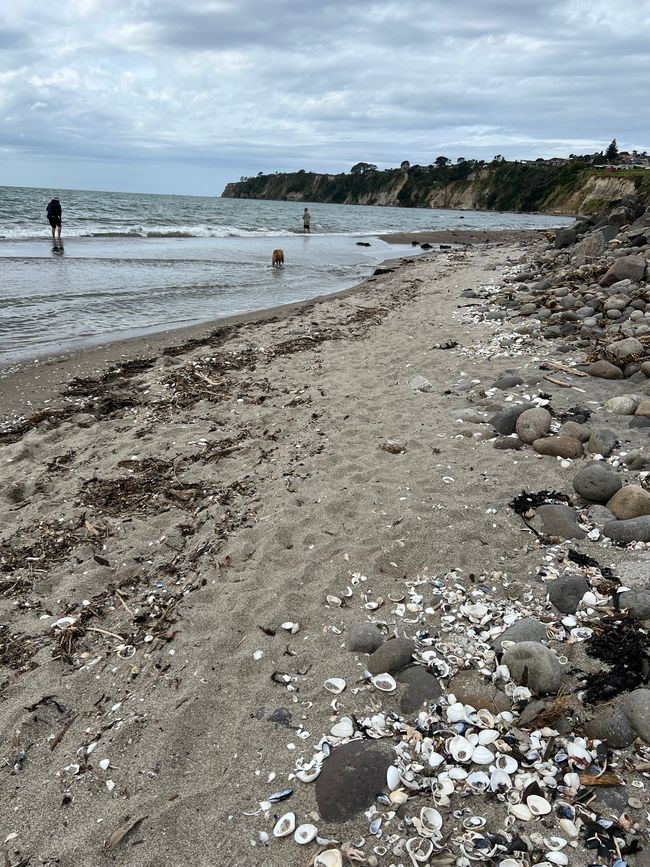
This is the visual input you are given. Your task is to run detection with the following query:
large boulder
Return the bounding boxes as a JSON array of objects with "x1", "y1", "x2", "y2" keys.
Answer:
[
  {"x1": 600, "y1": 255, "x2": 646, "y2": 287},
  {"x1": 603, "y1": 516, "x2": 650, "y2": 543}
]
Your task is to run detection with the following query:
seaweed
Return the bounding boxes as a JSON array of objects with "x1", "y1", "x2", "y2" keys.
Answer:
[{"x1": 582, "y1": 616, "x2": 650, "y2": 703}]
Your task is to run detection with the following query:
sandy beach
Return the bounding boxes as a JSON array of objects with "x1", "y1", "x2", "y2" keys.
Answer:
[{"x1": 2, "y1": 226, "x2": 650, "y2": 867}]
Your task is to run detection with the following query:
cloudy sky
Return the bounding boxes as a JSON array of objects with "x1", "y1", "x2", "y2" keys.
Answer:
[{"x1": 2, "y1": 0, "x2": 649, "y2": 195}]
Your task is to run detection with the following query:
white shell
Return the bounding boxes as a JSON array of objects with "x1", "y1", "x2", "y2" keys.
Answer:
[
  {"x1": 330, "y1": 717, "x2": 354, "y2": 739},
  {"x1": 371, "y1": 673, "x2": 397, "y2": 692},
  {"x1": 490, "y1": 769, "x2": 512, "y2": 791},
  {"x1": 544, "y1": 837, "x2": 567, "y2": 851},
  {"x1": 527, "y1": 795, "x2": 552, "y2": 816},
  {"x1": 314, "y1": 851, "x2": 343, "y2": 867},
  {"x1": 273, "y1": 812, "x2": 296, "y2": 837},
  {"x1": 98, "y1": 759, "x2": 110, "y2": 771},
  {"x1": 495, "y1": 754, "x2": 518, "y2": 774},
  {"x1": 478, "y1": 728, "x2": 500, "y2": 745},
  {"x1": 405, "y1": 837, "x2": 434, "y2": 861},
  {"x1": 510, "y1": 803, "x2": 532, "y2": 821},
  {"x1": 419, "y1": 806, "x2": 443, "y2": 834},
  {"x1": 449, "y1": 735, "x2": 473, "y2": 762},
  {"x1": 446, "y1": 701, "x2": 470, "y2": 722},
  {"x1": 471, "y1": 745, "x2": 494, "y2": 765},
  {"x1": 558, "y1": 819, "x2": 578, "y2": 838},
  {"x1": 466, "y1": 771, "x2": 490, "y2": 791},
  {"x1": 386, "y1": 765, "x2": 401, "y2": 791},
  {"x1": 546, "y1": 853, "x2": 568, "y2": 866},
  {"x1": 294, "y1": 823, "x2": 317, "y2": 844},
  {"x1": 295, "y1": 766, "x2": 321, "y2": 783},
  {"x1": 324, "y1": 678, "x2": 347, "y2": 694}
]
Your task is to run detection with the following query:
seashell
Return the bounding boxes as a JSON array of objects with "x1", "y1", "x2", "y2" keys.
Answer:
[
  {"x1": 326, "y1": 595, "x2": 342, "y2": 607},
  {"x1": 389, "y1": 788, "x2": 409, "y2": 805},
  {"x1": 546, "y1": 853, "x2": 568, "y2": 866},
  {"x1": 449, "y1": 735, "x2": 473, "y2": 762},
  {"x1": 447, "y1": 767, "x2": 467, "y2": 780},
  {"x1": 273, "y1": 812, "x2": 295, "y2": 837},
  {"x1": 405, "y1": 837, "x2": 434, "y2": 862},
  {"x1": 330, "y1": 717, "x2": 354, "y2": 739},
  {"x1": 294, "y1": 823, "x2": 317, "y2": 844},
  {"x1": 477, "y1": 729, "x2": 499, "y2": 745},
  {"x1": 314, "y1": 851, "x2": 343, "y2": 867},
  {"x1": 544, "y1": 837, "x2": 567, "y2": 851},
  {"x1": 510, "y1": 804, "x2": 533, "y2": 821},
  {"x1": 495, "y1": 754, "x2": 518, "y2": 774},
  {"x1": 268, "y1": 788, "x2": 293, "y2": 803},
  {"x1": 386, "y1": 765, "x2": 401, "y2": 791},
  {"x1": 369, "y1": 818, "x2": 382, "y2": 835},
  {"x1": 558, "y1": 819, "x2": 578, "y2": 838},
  {"x1": 476, "y1": 709, "x2": 495, "y2": 727},
  {"x1": 281, "y1": 621, "x2": 299, "y2": 633},
  {"x1": 499, "y1": 860, "x2": 524, "y2": 867},
  {"x1": 527, "y1": 795, "x2": 552, "y2": 816},
  {"x1": 512, "y1": 685, "x2": 532, "y2": 701},
  {"x1": 466, "y1": 771, "x2": 490, "y2": 792},
  {"x1": 463, "y1": 816, "x2": 487, "y2": 829},
  {"x1": 427, "y1": 751, "x2": 444, "y2": 768},
  {"x1": 98, "y1": 758, "x2": 110, "y2": 771},
  {"x1": 471, "y1": 745, "x2": 494, "y2": 765},
  {"x1": 447, "y1": 702, "x2": 470, "y2": 723},
  {"x1": 371, "y1": 673, "x2": 397, "y2": 692},
  {"x1": 490, "y1": 769, "x2": 512, "y2": 792},
  {"x1": 295, "y1": 766, "x2": 321, "y2": 783},
  {"x1": 563, "y1": 771, "x2": 581, "y2": 790},
  {"x1": 419, "y1": 806, "x2": 443, "y2": 835},
  {"x1": 324, "y1": 678, "x2": 346, "y2": 695}
]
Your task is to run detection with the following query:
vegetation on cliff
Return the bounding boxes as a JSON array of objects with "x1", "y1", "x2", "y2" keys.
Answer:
[{"x1": 222, "y1": 157, "x2": 650, "y2": 215}]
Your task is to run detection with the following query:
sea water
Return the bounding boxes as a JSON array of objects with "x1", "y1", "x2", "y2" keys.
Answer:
[{"x1": 0, "y1": 186, "x2": 571, "y2": 366}]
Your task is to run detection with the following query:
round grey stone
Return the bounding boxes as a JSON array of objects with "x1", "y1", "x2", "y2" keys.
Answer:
[
  {"x1": 489, "y1": 403, "x2": 532, "y2": 435},
  {"x1": 532, "y1": 436, "x2": 583, "y2": 459},
  {"x1": 607, "y1": 485, "x2": 650, "y2": 519},
  {"x1": 447, "y1": 670, "x2": 511, "y2": 713},
  {"x1": 559, "y1": 421, "x2": 591, "y2": 441},
  {"x1": 603, "y1": 516, "x2": 650, "y2": 543},
  {"x1": 397, "y1": 666, "x2": 444, "y2": 713},
  {"x1": 502, "y1": 641, "x2": 563, "y2": 695},
  {"x1": 622, "y1": 689, "x2": 650, "y2": 741},
  {"x1": 491, "y1": 375, "x2": 524, "y2": 390},
  {"x1": 493, "y1": 617, "x2": 547, "y2": 650},
  {"x1": 493, "y1": 435, "x2": 523, "y2": 450},
  {"x1": 573, "y1": 462, "x2": 623, "y2": 503},
  {"x1": 618, "y1": 589, "x2": 650, "y2": 621},
  {"x1": 367, "y1": 637, "x2": 415, "y2": 675},
  {"x1": 516, "y1": 407, "x2": 552, "y2": 444},
  {"x1": 346, "y1": 623, "x2": 384, "y2": 654},
  {"x1": 547, "y1": 573, "x2": 589, "y2": 614},
  {"x1": 584, "y1": 708, "x2": 636, "y2": 749},
  {"x1": 605, "y1": 395, "x2": 641, "y2": 415},
  {"x1": 586, "y1": 427, "x2": 618, "y2": 457}
]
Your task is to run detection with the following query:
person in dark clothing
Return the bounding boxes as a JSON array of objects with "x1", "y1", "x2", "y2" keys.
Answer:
[{"x1": 46, "y1": 197, "x2": 62, "y2": 243}]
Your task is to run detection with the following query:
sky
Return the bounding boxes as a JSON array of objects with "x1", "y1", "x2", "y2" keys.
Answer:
[{"x1": 2, "y1": 0, "x2": 649, "y2": 196}]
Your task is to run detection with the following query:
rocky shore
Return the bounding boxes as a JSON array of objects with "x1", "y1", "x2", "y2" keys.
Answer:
[{"x1": 1, "y1": 208, "x2": 649, "y2": 867}]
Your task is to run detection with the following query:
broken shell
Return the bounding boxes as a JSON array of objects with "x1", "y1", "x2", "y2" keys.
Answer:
[
  {"x1": 389, "y1": 788, "x2": 409, "y2": 805},
  {"x1": 418, "y1": 806, "x2": 443, "y2": 836},
  {"x1": 371, "y1": 673, "x2": 397, "y2": 692},
  {"x1": 527, "y1": 795, "x2": 552, "y2": 816},
  {"x1": 330, "y1": 717, "x2": 354, "y2": 739},
  {"x1": 544, "y1": 837, "x2": 567, "y2": 851},
  {"x1": 294, "y1": 823, "x2": 317, "y2": 844},
  {"x1": 324, "y1": 678, "x2": 347, "y2": 695},
  {"x1": 314, "y1": 851, "x2": 343, "y2": 867},
  {"x1": 558, "y1": 819, "x2": 578, "y2": 838},
  {"x1": 273, "y1": 812, "x2": 295, "y2": 837},
  {"x1": 295, "y1": 766, "x2": 321, "y2": 783},
  {"x1": 98, "y1": 759, "x2": 110, "y2": 771},
  {"x1": 405, "y1": 837, "x2": 434, "y2": 862},
  {"x1": 326, "y1": 595, "x2": 342, "y2": 607}
]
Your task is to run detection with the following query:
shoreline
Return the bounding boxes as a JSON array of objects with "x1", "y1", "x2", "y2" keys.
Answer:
[
  {"x1": 3, "y1": 219, "x2": 649, "y2": 867},
  {"x1": 0, "y1": 229, "x2": 529, "y2": 422}
]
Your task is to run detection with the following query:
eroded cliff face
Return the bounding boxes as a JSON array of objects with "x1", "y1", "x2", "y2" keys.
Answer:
[
  {"x1": 222, "y1": 169, "x2": 649, "y2": 215},
  {"x1": 552, "y1": 175, "x2": 639, "y2": 215}
]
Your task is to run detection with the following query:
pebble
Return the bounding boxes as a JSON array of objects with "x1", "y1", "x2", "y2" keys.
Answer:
[
  {"x1": 315, "y1": 741, "x2": 392, "y2": 822},
  {"x1": 346, "y1": 623, "x2": 384, "y2": 654},
  {"x1": 547, "y1": 573, "x2": 590, "y2": 614},
  {"x1": 493, "y1": 435, "x2": 523, "y2": 450},
  {"x1": 586, "y1": 427, "x2": 617, "y2": 457},
  {"x1": 605, "y1": 395, "x2": 642, "y2": 415},
  {"x1": 489, "y1": 404, "x2": 532, "y2": 435},
  {"x1": 584, "y1": 360, "x2": 624, "y2": 379},
  {"x1": 491, "y1": 375, "x2": 523, "y2": 389},
  {"x1": 558, "y1": 420, "x2": 591, "y2": 441},
  {"x1": 493, "y1": 617, "x2": 547, "y2": 650},
  {"x1": 606, "y1": 484, "x2": 650, "y2": 520},
  {"x1": 532, "y1": 436, "x2": 583, "y2": 459},
  {"x1": 533, "y1": 504, "x2": 586, "y2": 540},
  {"x1": 584, "y1": 708, "x2": 636, "y2": 749},
  {"x1": 603, "y1": 515, "x2": 650, "y2": 543},
  {"x1": 366, "y1": 637, "x2": 415, "y2": 675},
  {"x1": 516, "y1": 407, "x2": 552, "y2": 444},
  {"x1": 411, "y1": 375, "x2": 434, "y2": 393},
  {"x1": 501, "y1": 642, "x2": 563, "y2": 695},
  {"x1": 397, "y1": 666, "x2": 444, "y2": 713},
  {"x1": 573, "y1": 462, "x2": 622, "y2": 503}
]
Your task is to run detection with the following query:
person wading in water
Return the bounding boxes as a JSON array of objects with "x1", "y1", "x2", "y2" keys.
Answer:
[
  {"x1": 46, "y1": 197, "x2": 62, "y2": 244},
  {"x1": 303, "y1": 207, "x2": 311, "y2": 233}
]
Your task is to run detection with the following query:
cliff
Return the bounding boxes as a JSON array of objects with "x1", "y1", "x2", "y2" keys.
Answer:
[{"x1": 222, "y1": 164, "x2": 650, "y2": 215}]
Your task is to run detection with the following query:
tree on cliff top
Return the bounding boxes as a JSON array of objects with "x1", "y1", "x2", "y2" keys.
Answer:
[
  {"x1": 351, "y1": 162, "x2": 377, "y2": 175},
  {"x1": 605, "y1": 139, "x2": 619, "y2": 162}
]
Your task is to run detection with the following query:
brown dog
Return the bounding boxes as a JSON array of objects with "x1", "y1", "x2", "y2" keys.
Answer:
[{"x1": 272, "y1": 248, "x2": 284, "y2": 267}]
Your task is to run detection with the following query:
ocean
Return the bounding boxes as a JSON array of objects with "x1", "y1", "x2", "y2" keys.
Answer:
[{"x1": 0, "y1": 186, "x2": 571, "y2": 367}]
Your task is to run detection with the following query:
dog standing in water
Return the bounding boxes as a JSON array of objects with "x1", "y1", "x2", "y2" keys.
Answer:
[{"x1": 272, "y1": 249, "x2": 284, "y2": 267}]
